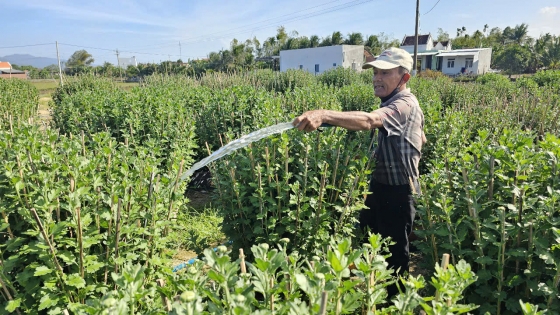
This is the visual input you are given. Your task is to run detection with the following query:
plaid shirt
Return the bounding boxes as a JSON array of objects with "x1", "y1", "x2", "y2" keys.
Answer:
[{"x1": 372, "y1": 89, "x2": 424, "y2": 190}]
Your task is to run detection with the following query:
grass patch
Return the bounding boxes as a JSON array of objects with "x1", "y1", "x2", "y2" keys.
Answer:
[{"x1": 169, "y1": 206, "x2": 225, "y2": 255}]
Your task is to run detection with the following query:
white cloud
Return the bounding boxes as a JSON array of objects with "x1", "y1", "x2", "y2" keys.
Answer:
[{"x1": 539, "y1": 6, "x2": 559, "y2": 16}]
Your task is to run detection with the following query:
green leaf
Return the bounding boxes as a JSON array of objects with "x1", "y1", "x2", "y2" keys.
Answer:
[
  {"x1": 65, "y1": 273, "x2": 86, "y2": 288},
  {"x1": 5, "y1": 298, "x2": 21, "y2": 312},
  {"x1": 34, "y1": 265, "x2": 53, "y2": 276},
  {"x1": 39, "y1": 293, "x2": 59, "y2": 311}
]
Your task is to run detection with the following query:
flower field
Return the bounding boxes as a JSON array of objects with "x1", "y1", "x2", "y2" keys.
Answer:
[{"x1": 1, "y1": 69, "x2": 560, "y2": 314}]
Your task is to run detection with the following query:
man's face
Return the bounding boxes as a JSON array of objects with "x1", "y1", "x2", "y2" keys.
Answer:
[{"x1": 372, "y1": 67, "x2": 403, "y2": 98}]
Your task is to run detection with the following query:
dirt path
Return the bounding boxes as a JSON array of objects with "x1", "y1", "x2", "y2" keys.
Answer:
[{"x1": 37, "y1": 96, "x2": 52, "y2": 130}]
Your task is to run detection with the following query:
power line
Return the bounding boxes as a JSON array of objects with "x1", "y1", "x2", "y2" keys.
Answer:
[
  {"x1": 118, "y1": 0, "x2": 347, "y2": 51},
  {"x1": 0, "y1": 43, "x2": 53, "y2": 49},
  {"x1": 423, "y1": 0, "x2": 442, "y2": 15},
  {"x1": 117, "y1": 0, "x2": 375, "y2": 54},
  {"x1": 176, "y1": 0, "x2": 376, "y2": 46}
]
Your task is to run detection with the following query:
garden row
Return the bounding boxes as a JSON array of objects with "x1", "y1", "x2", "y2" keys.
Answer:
[{"x1": 1, "y1": 69, "x2": 560, "y2": 313}]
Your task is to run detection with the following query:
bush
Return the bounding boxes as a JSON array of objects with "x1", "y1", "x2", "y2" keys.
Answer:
[
  {"x1": 0, "y1": 78, "x2": 38, "y2": 127},
  {"x1": 475, "y1": 72, "x2": 511, "y2": 85},
  {"x1": 531, "y1": 70, "x2": 560, "y2": 88},
  {"x1": 418, "y1": 69, "x2": 450, "y2": 80}
]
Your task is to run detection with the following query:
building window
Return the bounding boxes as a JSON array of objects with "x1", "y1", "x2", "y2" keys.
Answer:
[
  {"x1": 299, "y1": 65, "x2": 303, "y2": 70},
  {"x1": 315, "y1": 64, "x2": 319, "y2": 72},
  {"x1": 447, "y1": 59, "x2": 455, "y2": 68},
  {"x1": 465, "y1": 58, "x2": 473, "y2": 68},
  {"x1": 333, "y1": 63, "x2": 337, "y2": 67}
]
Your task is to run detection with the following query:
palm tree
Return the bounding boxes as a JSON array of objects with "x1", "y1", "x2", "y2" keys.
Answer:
[
  {"x1": 512, "y1": 23, "x2": 529, "y2": 45},
  {"x1": 345, "y1": 32, "x2": 364, "y2": 45},
  {"x1": 309, "y1": 35, "x2": 320, "y2": 48},
  {"x1": 365, "y1": 35, "x2": 381, "y2": 55},
  {"x1": 331, "y1": 31, "x2": 344, "y2": 45},
  {"x1": 66, "y1": 50, "x2": 95, "y2": 68}
]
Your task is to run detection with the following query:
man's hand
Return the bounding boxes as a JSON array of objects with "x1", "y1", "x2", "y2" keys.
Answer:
[{"x1": 292, "y1": 110, "x2": 326, "y2": 132}]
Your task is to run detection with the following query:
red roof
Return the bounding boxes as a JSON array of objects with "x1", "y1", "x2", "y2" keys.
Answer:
[{"x1": 0, "y1": 61, "x2": 11, "y2": 69}]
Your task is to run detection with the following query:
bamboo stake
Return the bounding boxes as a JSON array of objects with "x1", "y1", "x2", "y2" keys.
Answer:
[
  {"x1": 319, "y1": 291, "x2": 328, "y2": 315},
  {"x1": 114, "y1": 198, "x2": 122, "y2": 274},
  {"x1": 488, "y1": 156, "x2": 495, "y2": 201},
  {"x1": 0, "y1": 277, "x2": 22, "y2": 315},
  {"x1": 76, "y1": 207, "x2": 84, "y2": 279},
  {"x1": 30, "y1": 208, "x2": 63, "y2": 273},
  {"x1": 104, "y1": 198, "x2": 113, "y2": 285},
  {"x1": 461, "y1": 168, "x2": 484, "y2": 260},
  {"x1": 81, "y1": 130, "x2": 86, "y2": 156},
  {"x1": 239, "y1": 249, "x2": 247, "y2": 274},
  {"x1": 270, "y1": 278, "x2": 274, "y2": 312},
  {"x1": 156, "y1": 279, "x2": 172, "y2": 311}
]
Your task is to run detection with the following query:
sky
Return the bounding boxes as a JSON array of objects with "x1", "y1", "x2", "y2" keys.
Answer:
[{"x1": 1, "y1": 0, "x2": 559, "y2": 66}]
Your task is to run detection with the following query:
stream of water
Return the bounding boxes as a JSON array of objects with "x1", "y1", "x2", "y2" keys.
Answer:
[{"x1": 177, "y1": 122, "x2": 295, "y2": 183}]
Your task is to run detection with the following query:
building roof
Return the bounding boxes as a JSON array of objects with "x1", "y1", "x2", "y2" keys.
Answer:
[
  {"x1": 439, "y1": 40, "x2": 450, "y2": 47},
  {"x1": 437, "y1": 48, "x2": 489, "y2": 57},
  {"x1": 0, "y1": 61, "x2": 12, "y2": 69},
  {"x1": 0, "y1": 69, "x2": 25, "y2": 74},
  {"x1": 401, "y1": 34, "x2": 431, "y2": 46},
  {"x1": 414, "y1": 51, "x2": 440, "y2": 56}
]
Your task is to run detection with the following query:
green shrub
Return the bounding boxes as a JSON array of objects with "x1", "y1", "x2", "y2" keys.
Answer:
[
  {"x1": 531, "y1": 69, "x2": 560, "y2": 87},
  {"x1": 0, "y1": 78, "x2": 38, "y2": 127},
  {"x1": 475, "y1": 73, "x2": 511, "y2": 85}
]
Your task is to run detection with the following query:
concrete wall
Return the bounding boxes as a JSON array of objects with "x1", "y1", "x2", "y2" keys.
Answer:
[
  {"x1": 476, "y1": 48, "x2": 492, "y2": 74},
  {"x1": 280, "y1": 45, "x2": 364, "y2": 74},
  {"x1": 341, "y1": 45, "x2": 364, "y2": 71},
  {"x1": 401, "y1": 45, "x2": 429, "y2": 54},
  {"x1": 441, "y1": 55, "x2": 477, "y2": 75},
  {"x1": 0, "y1": 73, "x2": 27, "y2": 79}
]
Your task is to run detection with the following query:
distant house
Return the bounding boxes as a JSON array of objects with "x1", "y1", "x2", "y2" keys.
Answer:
[
  {"x1": 117, "y1": 56, "x2": 138, "y2": 69},
  {"x1": 436, "y1": 48, "x2": 493, "y2": 75},
  {"x1": 399, "y1": 33, "x2": 490, "y2": 75},
  {"x1": 0, "y1": 61, "x2": 28, "y2": 79},
  {"x1": 400, "y1": 34, "x2": 435, "y2": 53},
  {"x1": 433, "y1": 40, "x2": 452, "y2": 51},
  {"x1": 280, "y1": 45, "x2": 365, "y2": 74}
]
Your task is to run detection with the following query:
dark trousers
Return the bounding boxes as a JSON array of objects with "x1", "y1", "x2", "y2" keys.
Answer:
[{"x1": 359, "y1": 180, "x2": 416, "y2": 298}]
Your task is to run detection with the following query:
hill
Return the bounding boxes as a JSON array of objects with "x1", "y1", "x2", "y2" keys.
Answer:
[{"x1": 0, "y1": 54, "x2": 60, "y2": 69}]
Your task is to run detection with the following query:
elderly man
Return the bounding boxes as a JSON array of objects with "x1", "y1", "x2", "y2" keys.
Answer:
[{"x1": 292, "y1": 47, "x2": 425, "y2": 298}]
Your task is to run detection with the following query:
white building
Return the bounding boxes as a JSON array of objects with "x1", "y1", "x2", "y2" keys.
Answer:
[
  {"x1": 399, "y1": 33, "x2": 491, "y2": 75},
  {"x1": 436, "y1": 48, "x2": 493, "y2": 75},
  {"x1": 279, "y1": 45, "x2": 364, "y2": 74},
  {"x1": 117, "y1": 56, "x2": 138, "y2": 69}
]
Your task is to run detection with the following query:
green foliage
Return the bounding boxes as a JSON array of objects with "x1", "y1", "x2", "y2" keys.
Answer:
[
  {"x1": 0, "y1": 124, "x2": 189, "y2": 313},
  {"x1": 0, "y1": 78, "x2": 38, "y2": 127},
  {"x1": 475, "y1": 73, "x2": 511, "y2": 85},
  {"x1": 532, "y1": 70, "x2": 560, "y2": 87},
  {"x1": 415, "y1": 131, "x2": 560, "y2": 313},
  {"x1": 51, "y1": 75, "x2": 197, "y2": 167},
  {"x1": 494, "y1": 45, "x2": 531, "y2": 76},
  {"x1": 69, "y1": 235, "x2": 479, "y2": 314}
]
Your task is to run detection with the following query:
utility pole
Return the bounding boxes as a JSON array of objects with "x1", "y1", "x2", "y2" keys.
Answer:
[
  {"x1": 56, "y1": 41, "x2": 63, "y2": 86},
  {"x1": 179, "y1": 42, "x2": 182, "y2": 60},
  {"x1": 116, "y1": 49, "x2": 122, "y2": 82},
  {"x1": 412, "y1": 0, "x2": 420, "y2": 76}
]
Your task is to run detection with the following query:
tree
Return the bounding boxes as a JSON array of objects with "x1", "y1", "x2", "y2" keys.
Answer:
[
  {"x1": 494, "y1": 45, "x2": 531, "y2": 77},
  {"x1": 331, "y1": 31, "x2": 344, "y2": 45},
  {"x1": 66, "y1": 50, "x2": 94, "y2": 68},
  {"x1": 511, "y1": 23, "x2": 529, "y2": 45},
  {"x1": 345, "y1": 32, "x2": 364, "y2": 45},
  {"x1": 437, "y1": 28, "x2": 450, "y2": 42},
  {"x1": 309, "y1": 35, "x2": 320, "y2": 48}
]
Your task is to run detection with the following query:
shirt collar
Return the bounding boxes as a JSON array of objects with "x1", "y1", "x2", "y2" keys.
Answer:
[{"x1": 380, "y1": 88, "x2": 411, "y2": 107}]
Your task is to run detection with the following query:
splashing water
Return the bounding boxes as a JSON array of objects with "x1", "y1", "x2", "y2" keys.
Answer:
[{"x1": 178, "y1": 122, "x2": 295, "y2": 183}]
